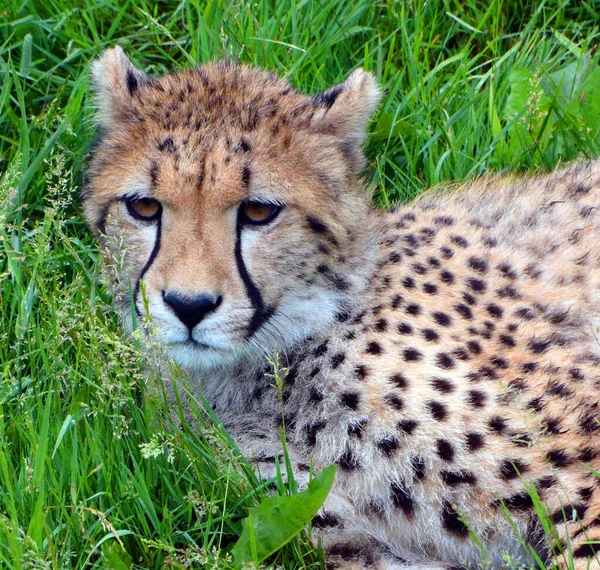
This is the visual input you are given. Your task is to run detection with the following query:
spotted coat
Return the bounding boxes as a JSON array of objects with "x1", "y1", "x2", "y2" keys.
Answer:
[{"x1": 83, "y1": 47, "x2": 600, "y2": 569}]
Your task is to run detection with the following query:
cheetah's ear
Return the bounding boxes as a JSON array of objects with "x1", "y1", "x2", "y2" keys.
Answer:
[
  {"x1": 90, "y1": 46, "x2": 149, "y2": 127},
  {"x1": 311, "y1": 68, "x2": 380, "y2": 150}
]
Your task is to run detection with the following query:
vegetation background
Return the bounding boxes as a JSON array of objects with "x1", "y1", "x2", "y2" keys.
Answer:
[{"x1": 1, "y1": 0, "x2": 600, "y2": 568}]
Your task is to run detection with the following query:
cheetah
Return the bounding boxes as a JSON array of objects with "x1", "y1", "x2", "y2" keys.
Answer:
[{"x1": 83, "y1": 46, "x2": 600, "y2": 569}]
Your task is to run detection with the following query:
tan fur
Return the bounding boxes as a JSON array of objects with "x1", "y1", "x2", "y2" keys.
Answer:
[{"x1": 84, "y1": 48, "x2": 600, "y2": 569}]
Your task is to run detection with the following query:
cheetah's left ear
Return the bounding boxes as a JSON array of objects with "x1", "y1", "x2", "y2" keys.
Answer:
[
  {"x1": 90, "y1": 46, "x2": 149, "y2": 128},
  {"x1": 311, "y1": 68, "x2": 381, "y2": 151}
]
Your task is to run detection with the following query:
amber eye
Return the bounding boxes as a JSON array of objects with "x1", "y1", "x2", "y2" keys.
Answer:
[
  {"x1": 125, "y1": 197, "x2": 162, "y2": 221},
  {"x1": 240, "y1": 201, "x2": 282, "y2": 225}
]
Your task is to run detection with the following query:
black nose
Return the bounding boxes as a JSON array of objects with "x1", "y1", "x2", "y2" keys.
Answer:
[{"x1": 162, "y1": 291, "x2": 222, "y2": 331}]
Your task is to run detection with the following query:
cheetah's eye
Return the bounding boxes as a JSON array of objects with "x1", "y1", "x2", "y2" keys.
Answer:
[
  {"x1": 240, "y1": 202, "x2": 282, "y2": 225},
  {"x1": 125, "y1": 197, "x2": 162, "y2": 221}
]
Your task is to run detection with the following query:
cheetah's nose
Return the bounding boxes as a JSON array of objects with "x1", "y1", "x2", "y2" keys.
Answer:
[{"x1": 162, "y1": 291, "x2": 222, "y2": 331}]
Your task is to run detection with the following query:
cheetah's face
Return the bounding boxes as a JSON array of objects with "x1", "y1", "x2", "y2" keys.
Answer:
[{"x1": 82, "y1": 48, "x2": 379, "y2": 372}]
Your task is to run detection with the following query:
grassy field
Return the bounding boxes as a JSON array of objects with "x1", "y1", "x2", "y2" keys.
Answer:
[{"x1": 1, "y1": 0, "x2": 600, "y2": 568}]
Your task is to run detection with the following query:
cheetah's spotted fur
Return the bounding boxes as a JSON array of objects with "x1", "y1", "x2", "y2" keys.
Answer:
[{"x1": 84, "y1": 47, "x2": 600, "y2": 569}]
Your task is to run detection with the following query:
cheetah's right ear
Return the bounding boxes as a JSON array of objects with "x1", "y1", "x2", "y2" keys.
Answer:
[{"x1": 90, "y1": 46, "x2": 149, "y2": 128}]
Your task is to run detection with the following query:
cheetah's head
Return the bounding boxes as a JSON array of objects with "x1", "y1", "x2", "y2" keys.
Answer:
[{"x1": 83, "y1": 47, "x2": 380, "y2": 372}]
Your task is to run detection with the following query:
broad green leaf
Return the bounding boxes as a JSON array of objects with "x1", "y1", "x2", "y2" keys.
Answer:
[
  {"x1": 101, "y1": 540, "x2": 132, "y2": 570},
  {"x1": 231, "y1": 465, "x2": 336, "y2": 568}
]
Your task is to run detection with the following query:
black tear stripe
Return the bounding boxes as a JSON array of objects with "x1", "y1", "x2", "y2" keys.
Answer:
[
  {"x1": 133, "y1": 215, "x2": 162, "y2": 320},
  {"x1": 235, "y1": 210, "x2": 273, "y2": 338}
]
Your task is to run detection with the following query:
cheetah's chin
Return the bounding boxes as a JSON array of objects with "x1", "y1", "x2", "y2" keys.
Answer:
[{"x1": 164, "y1": 339, "x2": 243, "y2": 371}]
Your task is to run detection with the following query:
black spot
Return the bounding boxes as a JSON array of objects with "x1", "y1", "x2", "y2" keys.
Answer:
[
  {"x1": 331, "y1": 352, "x2": 346, "y2": 369},
  {"x1": 498, "y1": 459, "x2": 529, "y2": 480},
  {"x1": 385, "y1": 394, "x2": 404, "y2": 410},
  {"x1": 340, "y1": 392, "x2": 360, "y2": 410},
  {"x1": 497, "y1": 263, "x2": 517, "y2": 279},
  {"x1": 403, "y1": 276, "x2": 416, "y2": 289},
  {"x1": 348, "y1": 418, "x2": 368, "y2": 438},
  {"x1": 455, "y1": 303, "x2": 473, "y2": 320},
  {"x1": 309, "y1": 366, "x2": 321, "y2": 378},
  {"x1": 237, "y1": 138, "x2": 251, "y2": 153},
  {"x1": 406, "y1": 303, "x2": 421, "y2": 316},
  {"x1": 552, "y1": 503, "x2": 588, "y2": 524},
  {"x1": 527, "y1": 397, "x2": 544, "y2": 412},
  {"x1": 403, "y1": 348, "x2": 422, "y2": 362},
  {"x1": 390, "y1": 373, "x2": 408, "y2": 389},
  {"x1": 467, "y1": 341, "x2": 482, "y2": 355},
  {"x1": 433, "y1": 312, "x2": 453, "y2": 326},
  {"x1": 366, "y1": 341, "x2": 382, "y2": 355},
  {"x1": 326, "y1": 542, "x2": 363, "y2": 561},
  {"x1": 573, "y1": 543, "x2": 599, "y2": 558},
  {"x1": 529, "y1": 338, "x2": 551, "y2": 354},
  {"x1": 389, "y1": 252, "x2": 403, "y2": 263},
  {"x1": 436, "y1": 353, "x2": 455, "y2": 370},
  {"x1": 391, "y1": 295, "x2": 403, "y2": 309},
  {"x1": 488, "y1": 416, "x2": 507, "y2": 434},
  {"x1": 398, "y1": 323, "x2": 413, "y2": 335},
  {"x1": 468, "y1": 257, "x2": 488, "y2": 273},
  {"x1": 467, "y1": 390, "x2": 486, "y2": 408},
  {"x1": 580, "y1": 412, "x2": 600, "y2": 435},
  {"x1": 305, "y1": 420, "x2": 327, "y2": 446},
  {"x1": 500, "y1": 335, "x2": 516, "y2": 347},
  {"x1": 494, "y1": 492, "x2": 533, "y2": 511},
  {"x1": 428, "y1": 256, "x2": 441, "y2": 267},
  {"x1": 467, "y1": 278, "x2": 486, "y2": 293},
  {"x1": 413, "y1": 263, "x2": 428, "y2": 275},
  {"x1": 423, "y1": 283, "x2": 438, "y2": 294},
  {"x1": 309, "y1": 387, "x2": 323, "y2": 402},
  {"x1": 411, "y1": 455, "x2": 427, "y2": 480},
  {"x1": 490, "y1": 356, "x2": 509, "y2": 369},
  {"x1": 450, "y1": 235, "x2": 469, "y2": 248},
  {"x1": 570, "y1": 368, "x2": 584, "y2": 381},
  {"x1": 580, "y1": 447, "x2": 598, "y2": 462},
  {"x1": 375, "y1": 318, "x2": 388, "y2": 332},
  {"x1": 510, "y1": 432, "x2": 532, "y2": 447},
  {"x1": 466, "y1": 432, "x2": 485, "y2": 452},
  {"x1": 423, "y1": 329, "x2": 439, "y2": 342},
  {"x1": 436, "y1": 439, "x2": 455, "y2": 461},
  {"x1": 442, "y1": 501, "x2": 469, "y2": 538},
  {"x1": 440, "y1": 270, "x2": 455, "y2": 285},
  {"x1": 522, "y1": 362, "x2": 538, "y2": 373},
  {"x1": 377, "y1": 437, "x2": 400, "y2": 457},
  {"x1": 442, "y1": 470, "x2": 477, "y2": 486},
  {"x1": 355, "y1": 364, "x2": 369, "y2": 379},
  {"x1": 431, "y1": 378, "x2": 454, "y2": 393},
  {"x1": 338, "y1": 449, "x2": 361, "y2": 470},
  {"x1": 542, "y1": 416, "x2": 563, "y2": 434},
  {"x1": 537, "y1": 476, "x2": 556, "y2": 489},
  {"x1": 434, "y1": 216, "x2": 454, "y2": 226},
  {"x1": 307, "y1": 216, "x2": 330, "y2": 235},
  {"x1": 428, "y1": 401, "x2": 448, "y2": 421},
  {"x1": 313, "y1": 511, "x2": 340, "y2": 528},
  {"x1": 241, "y1": 165, "x2": 251, "y2": 186},
  {"x1": 497, "y1": 286, "x2": 521, "y2": 299},
  {"x1": 546, "y1": 382, "x2": 572, "y2": 398},
  {"x1": 390, "y1": 482, "x2": 414, "y2": 518},
  {"x1": 313, "y1": 341, "x2": 329, "y2": 357},
  {"x1": 440, "y1": 246, "x2": 454, "y2": 259},
  {"x1": 398, "y1": 419, "x2": 418, "y2": 435},
  {"x1": 157, "y1": 137, "x2": 176, "y2": 152},
  {"x1": 578, "y1": 486, "x2": 594, "y2": 501},
  {"x1": 515, "y1": 307, "x2": 534, "y2": 320}
]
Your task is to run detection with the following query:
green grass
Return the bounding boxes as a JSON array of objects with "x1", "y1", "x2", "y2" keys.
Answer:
[{"x1": 1, "y1": 0, "x2": 600, "y2": 567}]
